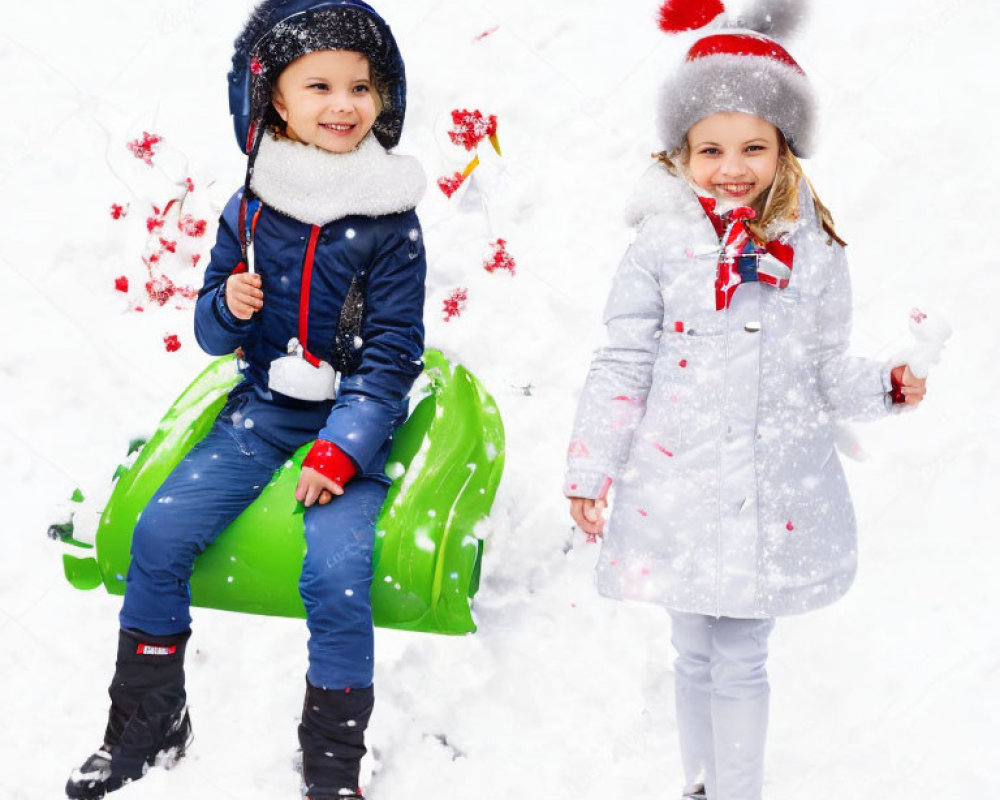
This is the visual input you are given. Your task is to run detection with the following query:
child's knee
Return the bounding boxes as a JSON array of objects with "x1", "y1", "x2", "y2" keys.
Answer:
[{"x1": 709, "y1": 619, "x2": 774, "y2": 699}]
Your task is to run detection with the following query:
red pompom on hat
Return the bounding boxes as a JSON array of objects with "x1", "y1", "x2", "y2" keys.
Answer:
[
  {"x1": 658, "y1": 0, "x2": 725, "y2": 33},
  {"x1": 656, "y1": 0, "x2": 816, "y2": 157}
]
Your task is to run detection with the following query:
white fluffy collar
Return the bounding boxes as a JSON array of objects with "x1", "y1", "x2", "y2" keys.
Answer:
[
  {"x1": 250, "y1": 132, "x2": 426, "y2": 226},
  {"x1": 624, "y1": 163, "x2": 815, "y2": 237}
]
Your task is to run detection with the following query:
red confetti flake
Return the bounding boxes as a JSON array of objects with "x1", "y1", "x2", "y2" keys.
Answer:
[
  {"x1": 147, "y1": 252, "x2": 161, "y2": 265},
  {"x1": 637, "y1": 509, "x2": 648, "y2": 517},
  {"x1": 474, "y1": 25, "x2": 499, "y2": 41},
  {"x1": 786, "y1": 520, "x2": 795, "y2": 531},
  {"x1": 585, "y1": 533, "x2": 598, "y2": 544},
  {"x1": 447, "y1": 109, "x2": 498, "y2": 151},
  {"x1": 184, "y1": 177, "x2": 195, "y2": 192},
  {"x1": 159, "y1": 238, "x2": 177, "y2": 253},
  {"x1": 654, "y1": 444, "x2": 674, "y2": 457},
  {"x1": 114, "y1": 276, "x2": 129, "y2": 293},
  {"x1": 910, "y1": 307, "x2": 927, "y2": 324},
  {"x1": 178, "y1": 214, "x2": 207, "y2": 237},
  {"x1": 679, "y1": 359, "x2": 688, "y2": 368},
  {"x1": 250, "y1": 55, "x2": 263, "y2": 75},
  {"x1": 191, "y1": 254, "x2": 202, "y2": 267},
  {"x1": 442, "y1": 287, "x2": 468, "y2": 321},
  {"x1": 484, "y1": 238, "x2": 516, "y2": 275},
  {"x1": 145, "y1": 275, "x2": 177, "y2": 306},
  {"x1": 567, "y1": 440, "x2": 590, "y2": 458},
  {"x1": 673, "y1": 320, "x2": 685, "y2": 332},
  {"x1": 612, "y1": 395, "x2": 643, "y2": 406},
  {"x1": 569, "y1": 483, "x2": 578, "y2": 491},
  {"x1": 110, "y1": 203, "x2": 128, "y2": 220},
  {"x1": 163, "y1": 334, "x2": 182, "y2": 352},
  {"x1": 127, "y1": 131, "x2": 162, "y2": 166},
  {"x1": 437, "y1": 172, "x2": 466, "y2": 198},
  {"x1": 609, "y1": 559, "x2": 619, "y2": 566},
  {"x1": 146, "y1": 215, "x2": 165, "y2": 234}
]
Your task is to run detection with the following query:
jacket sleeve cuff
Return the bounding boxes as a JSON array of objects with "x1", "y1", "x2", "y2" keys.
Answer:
[
  {"x1": 213, "y1": 283, "x2": 253, "y2": 333},
  {"x1": 564, "y1": 471, "x2": 612, "y2": 500},
  {"x1": 302, "y1": 439, "x2": 358, "y2": 486}
]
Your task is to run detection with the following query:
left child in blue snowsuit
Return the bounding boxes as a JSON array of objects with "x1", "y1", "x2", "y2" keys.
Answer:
[{"x1": 66, "y1": 4, "x2": 425, "y2": 799}]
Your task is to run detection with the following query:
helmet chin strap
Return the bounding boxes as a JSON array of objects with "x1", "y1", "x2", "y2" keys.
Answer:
[{"x1": 237, "y1": 118, "x2": 267, "y2": 273}]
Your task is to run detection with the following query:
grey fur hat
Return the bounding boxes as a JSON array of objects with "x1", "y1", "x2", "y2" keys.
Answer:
[{"x1": 657, "y1": 0, "x2": 815, "y2": 156}]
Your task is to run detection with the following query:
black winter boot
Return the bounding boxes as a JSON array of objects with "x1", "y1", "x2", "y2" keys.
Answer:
[
  {"x1": 66, "y1": 628, "x2": 193, "y2": 799},
  {"x1": 298, "y1": 680, "x2": 374, "y2": 800}
]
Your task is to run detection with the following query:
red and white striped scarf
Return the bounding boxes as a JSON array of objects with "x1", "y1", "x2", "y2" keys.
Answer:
[{"x1": 698, "y1": 197, "x2": 795, "y2": 311}]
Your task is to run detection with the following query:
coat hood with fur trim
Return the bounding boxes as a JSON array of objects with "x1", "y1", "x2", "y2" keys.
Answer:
[{"x1": 250, "y1": 132, "x2": 426, "y2": 227}]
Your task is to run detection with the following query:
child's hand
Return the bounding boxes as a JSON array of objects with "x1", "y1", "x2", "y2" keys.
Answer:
[
  {"x1": 295, "y1": 466, "x2": 344, "y2": 507},
  {"x1": 569, "y1": 497, "x2": 607, "y2": 538},
  {"x1": 891, "y1": 364, "x2": 927, "y2": 406},
  {"x1": 226, "y1": 273, "x2": 264, "y2": 320}
]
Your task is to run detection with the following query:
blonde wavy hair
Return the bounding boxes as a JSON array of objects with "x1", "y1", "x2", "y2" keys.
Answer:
[{"x1": 654, "y1": 133, "x2": 845, "y2": 247}]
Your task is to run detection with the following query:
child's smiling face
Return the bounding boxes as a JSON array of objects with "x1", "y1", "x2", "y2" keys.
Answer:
[
  {"x1": 271, "y1": 50, "x2": 379, "y2": 153},
  {"x1": 686, "y1": 112, "x2": 780, "y2": 208}
]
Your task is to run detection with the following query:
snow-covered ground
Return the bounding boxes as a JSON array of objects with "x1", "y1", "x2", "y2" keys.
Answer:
[{"x1": 2, "y1": 1, "x2": 998, "y2": 798}]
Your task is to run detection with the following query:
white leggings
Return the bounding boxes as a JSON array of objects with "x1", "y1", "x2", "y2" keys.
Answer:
[{"x1": 669, "y1": 611, "x2": 776, "y2": 800}]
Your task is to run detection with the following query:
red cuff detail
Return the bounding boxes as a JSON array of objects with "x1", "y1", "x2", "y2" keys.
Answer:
[
  {"x1": 302, "y1": 439, "x2": 357, "y2": 486},
  {"x1": 231, "y1": 261, "x2": 248, "y2": 275},
  {"x1": 890, "y1": 366, "x2": 906, "y2": 405}
]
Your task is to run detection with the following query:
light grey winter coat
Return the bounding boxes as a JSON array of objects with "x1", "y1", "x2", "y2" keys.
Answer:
[{"x1": 565, "y1": 166, "x2": 893, "y2": 618}]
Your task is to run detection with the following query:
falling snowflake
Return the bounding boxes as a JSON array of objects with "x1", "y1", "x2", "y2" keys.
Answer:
[
  {"x1": 127, "y1": 131, "x2": 162, "y2": 166},
  {"x1": 484, "y1": 238, "x2": 516, "y2": 275},
  {"x1": 447, "y1": 109, "x2": 498, "y2": 151},
  {"x1": 442, "y1": 287, "x2": 468, "y2": 322}
]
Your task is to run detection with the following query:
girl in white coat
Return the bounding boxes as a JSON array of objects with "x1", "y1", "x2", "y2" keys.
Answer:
[{"x1": 565, "y1": 3, "x2": 927, "y2": 799}]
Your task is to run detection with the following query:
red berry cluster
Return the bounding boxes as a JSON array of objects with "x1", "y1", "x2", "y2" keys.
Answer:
[
  {"x1": 442, "y1": 287, "x2": 468, "y2": 322},
  {"x1": 163, "y1": 334, "x2": 182, "y2": 353},
  {"x1": 127, "y1": 131, "x2": 162, "y2": 166},
  {"x1": 178, "y1": 214, "x2": 207, "y2": 237},
  {"x1": 447, "y1": 109, "x2": 497, "y2": 152},
  {"x1": 437, "y1": 172, "x2": 466, "y2": 198},
  {"x1": 484, "y1": 238, "x2": 516, "y2": 275}
]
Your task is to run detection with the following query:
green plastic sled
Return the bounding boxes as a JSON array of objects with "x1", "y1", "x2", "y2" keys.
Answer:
[{"x1": 61, "y1": 350, "x2": 504, "y2": 635}]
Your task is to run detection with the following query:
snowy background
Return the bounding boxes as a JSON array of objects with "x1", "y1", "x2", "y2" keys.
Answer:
[{"x1": 2, "y1": 1, "x2": 998, "y2": 798}]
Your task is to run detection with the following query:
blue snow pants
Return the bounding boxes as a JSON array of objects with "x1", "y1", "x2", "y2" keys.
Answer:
[{"x1": 119, "y1": 398, "x2": 387, "y2": 689}]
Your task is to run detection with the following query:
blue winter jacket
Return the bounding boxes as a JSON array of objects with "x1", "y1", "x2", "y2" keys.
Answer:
[{"x1": 194, "y1": 189, "x2": 426, "y2": 482}]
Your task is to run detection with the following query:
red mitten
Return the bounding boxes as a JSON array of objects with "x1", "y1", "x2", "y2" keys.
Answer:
[{"x1": 302, "y1": 439, "x2": 357, "y2": 486}]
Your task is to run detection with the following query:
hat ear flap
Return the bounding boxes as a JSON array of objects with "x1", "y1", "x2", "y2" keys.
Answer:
[{"x1": 658, "y1": 0, "x2": 726, "y2": 33}]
